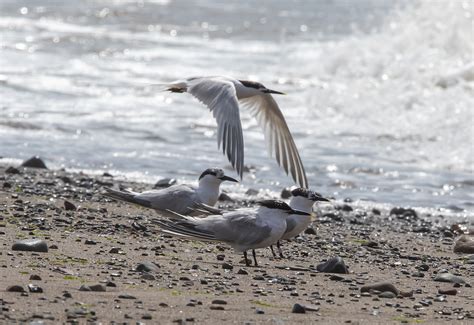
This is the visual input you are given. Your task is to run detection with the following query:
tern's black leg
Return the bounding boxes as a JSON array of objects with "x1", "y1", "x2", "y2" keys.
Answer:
[
  {"x1": 243, "y1": 251, "x2": 251, "y2": 266},
  {"x1": 270, "y1": 245, "x2": 277, "y2": 258},
  {"x1": 277, "y1": 240, "x2": 285, "y2": 258},
  {"x1": 252, "y1": 249, "x2": 259, "y2": 267}
]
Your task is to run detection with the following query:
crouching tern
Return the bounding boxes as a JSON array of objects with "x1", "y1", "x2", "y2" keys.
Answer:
[
  {"x1": 103, "y1": 168, "x2": 237, "y2": 216},
  {"x1": 154, "y1": 200, "x2": 311, "y2": 266},
  {"x1": 157, "y1": 76, "x2": 308, "y2": 188},
  {"x1": 271, "y1": 188, "x2": 330, "y2": 258}
]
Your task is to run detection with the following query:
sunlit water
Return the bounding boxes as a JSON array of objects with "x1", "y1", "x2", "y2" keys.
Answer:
[{"x1": 0, "y1": 0, "x2": 473, "y2": 217}]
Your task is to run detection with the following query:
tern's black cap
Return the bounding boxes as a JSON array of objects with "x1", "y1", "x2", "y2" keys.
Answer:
[
  {"x1": 291, "y1": 188, "x2": 329, "y2": 201},
  {"x1": 239, "y1": 80, "x2": 264, "y2": 89},
  {"x1": 198, "y1": 168, "x2": 222, "y2": 180},
  {"x1": 258, "y1": 199, "x2": 293, "y2": 211}
]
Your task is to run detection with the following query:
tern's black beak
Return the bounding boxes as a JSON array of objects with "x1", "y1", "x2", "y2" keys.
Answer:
[
  {"x1": 289, "y1": 209, "x2": 311, "y2": 216},
  {"x1": 312, "y1": 196, "x2": 330, "y2": 202},
  {"x1": 262, "y1": 88, "x2": 286, "y2": 95},
  {"x1": 220, "y1": 175, "x2": 238, "y2": 183}
]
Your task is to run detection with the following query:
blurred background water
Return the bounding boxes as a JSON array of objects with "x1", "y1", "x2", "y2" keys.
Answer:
[{"x1": 0, "y1": 0, "x2": 473, "y2": 216}]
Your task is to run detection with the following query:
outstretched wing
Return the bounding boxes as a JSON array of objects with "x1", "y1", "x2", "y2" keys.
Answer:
[
  {"x1": 168, "y1": 77, "x2": 245, "y2": 179},
  {"x1": 241, "y1": 94, "x2": 308, "y2": 188}
]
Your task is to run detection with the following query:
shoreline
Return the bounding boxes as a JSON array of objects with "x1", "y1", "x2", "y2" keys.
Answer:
[{"x1": 1, "y1": 163, "x2": 473, "y2": 324}]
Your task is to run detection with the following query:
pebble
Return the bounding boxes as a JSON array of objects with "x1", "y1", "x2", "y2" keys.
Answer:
[
  {"x1": 5, "y1": 166, "x2": 20, "y2": 174},
  {"x1": 378, "y1": 291, "x2": 396, "y2": 299},
  {"x1": 209, "y1": 306, "x2": 225, "y2": 310},
  {"x1": 316, "y1": 256, "x2": 349, "y2": 274},
  {"x1": 438, "y1": 288, "x2": 457, "y2": 295},
  {"x1": 237, "y1": 268, "x2": 248, "y2": 275},
  {"x1": 21, "y1": 156, "x2": 48, "y2": 169},
  {"x1": 12, "y1": 239, "x2": 48, "y2": 253},
  {"x1": 28, "y1": 284, "x2": 43, "y2": 293},
  {"x1": 118, "y1": 294, "x2": 136, "y2": 299},
  {"x1": 79, "y1": 284, "x2": 106, "y2": 292},
  {"x1": 142, "y1": 313, "x2": 152, "y2": 320},
  {"x1": 7, "y1": 285, "x2": 25, "y2": 292},
  {"x1": 30, "y1": 274, "x2": 42, "y2": 281},
  {"x1": 222, "y1": 262, "x2": 233, "y2": 270},
  {"x1": 136, "y1": 262, "x2": 160, "y2": 273},
  {"x1": 154, "y1": 178, "x2": 177, "y2": 188},
  {"x1": 292, "y1": 303, "x2": 306, "y2": 314},
  {"x1": 218, "y1": 192, "x2": 233, "y2": 202},
  {"x1": 280, "y1": 188, "x2": 292, "y2": 199},
  {"x1": 434, "y1": 273, "x2": 466, "y2": 284},
  {"x1": 64, "y1": 200, "x2": 77, "y2": 211},
  {"x1": 304, "y1": 227, "x2": 317, "y2": 235},
  {"x1": 361, "y1": 282, "x2": 399, "y2": 295},
  {"x1": 454, "y1": 235, "x2": 474, "y2": 254},
  {"x1": 211, "y1": 299, "x2": 227, "y2": 305}
]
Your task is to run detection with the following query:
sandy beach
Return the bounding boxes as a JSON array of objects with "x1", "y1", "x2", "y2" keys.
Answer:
[{"x1": 1, "y1": 164, "x2": 473, "y2": 324}]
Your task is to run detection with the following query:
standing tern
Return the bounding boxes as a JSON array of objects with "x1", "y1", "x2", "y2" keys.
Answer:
[
  {"x1": 154, "y1": 200, "x2": 311, "y2": 266},
  {"x1": 103, "y1": 167, "x2": 237, "y2": 216},
  {"x1": 158, "y1": 76, "x2": 308, "y2": 188},
  {"x1": 271, "y1": 187, "x2": 329, "y2": 258}
]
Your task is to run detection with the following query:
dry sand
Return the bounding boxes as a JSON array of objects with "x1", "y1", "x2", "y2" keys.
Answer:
[{"x1": 1, "y1": 165, "x2": 473, "y2": 324}]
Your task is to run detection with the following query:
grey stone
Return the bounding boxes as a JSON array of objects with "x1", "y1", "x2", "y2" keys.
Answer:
[
  {"x1": 21, "y1": 156, "x2": 48, "y2": 169},
  {"x1": 135, "y1": 262, "x2": 160, "y2": 272},
  {"x1": 12, "y1": 239, "x2": 48, "y2": 253},
  {"x1": 292, "y1": 303, "x2": 306, "y2": 314},
  {"x1": 316, "y1": 256, "x2": 349, "y2": 274},
  {"x1": 434, "y1": 273, "x2": 466, "y2": 284}
]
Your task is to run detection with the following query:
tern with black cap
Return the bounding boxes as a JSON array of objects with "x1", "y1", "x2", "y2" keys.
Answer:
[
  {"x1": 271, "y1": 188, "x2": 330, "y2": 258},
  {"x1": 103, "y1": 167, "x2": 237, "y2": 217},
  {"x1": 154, "y1": 76, "x2": 308, "y2": 188},
  {"x1": 154, "y1": 199, "x2": 311, "y2": 266}
]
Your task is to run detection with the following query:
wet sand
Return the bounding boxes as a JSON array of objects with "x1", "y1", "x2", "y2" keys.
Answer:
[{"x1": 1, "y1": 165, "x2": 473, "y2": 324}]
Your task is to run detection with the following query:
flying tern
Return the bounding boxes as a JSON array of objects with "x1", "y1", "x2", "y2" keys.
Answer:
[
  {"x1": 271, "y1": 187, "x2": 329, "y2": 258},
  {"x1": 154, "y1": 199, "x2": 310, "y2": 266},
  {"x1": 103, "y1": 167, "x2": 237, "y2": 216},
  {"x1": 158, "y1": 76, "x2": 308, "y2": 188}
]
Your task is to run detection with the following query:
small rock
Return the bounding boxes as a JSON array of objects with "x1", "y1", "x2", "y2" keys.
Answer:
[
  {"x1": 154, "y1": 178, "x2": 176, "y2": 189},
  {"x1": 222, "y1": 263, "x2": 233, "y2": 270},
  {"x1": 64, "y1": 200, "x2": 77, "y2": 211},
  {"x1": 79, "y1": 284, "x2": 106, "y2": 292},
  {"x1": 237, "y1": 268, "x2": 248, "y2": 275},
  {"x1": 136, "y1": 262, "x2": 160, "y2": 273},
  {"x1": 292, "y1": 303, "x2": 306, "y2": 314},
  {"x1": 209, "y1": 306, "x2": 225, "y2": 311},
  {"x1": 256, "y1": 308, "x2": 265, "y2": 314},
  {"x1": 142, "y1": 313, "x2": 152, "y2": 320},
  {"x1": 245, "y1": 188, "x2": 259, "y2": 196},
  {"x1": 389, "y1": 207, "x2": 417, "y2": 219},
  {"x1": 5, "y1": 166, "x2": 20, "y2": 174},
  {"x1": 218, "y1": 193, "x2": 234, "y2": 202},
  {"x1": 7, "y1": 285, "x2": 25, "y2": 292},
  {"x1": 141, "y1": 273, "x2": 156, "y2": 280},
  {"x1": 454, "y1": 235, "x2": 474, "y2": 254},
  {"x1": 304, "y1": 227, "x2": 317, "y2": 235},
  {"x1": 378, "y1": 291, "x2": 396, "y2": 299},
  {"x1": 21, "y1": 156, "x2": 48, "y2": 169},
  {"x1": 361, "y1": 282, "x2": 399, "y2": 295},
  {"x1": 316, "y1": 256, "x2": 349, "y2": 274},
  {"x1": 329, "y1": 275, "x2": 344, "y2": 281},
  {"x1": 280, "y1": 188, "x2": 292, "y2": 199},
  {"x1": 28, "y1": 284, "x2": 43, "y2": 293},
  {"x1": 434, "y1": 273, "x2": 466, "y2": 284},
  {"x1": 12, "y1": 239, "x2": 48, "y2": 253},
  {"x1": 30, "y1": 275, "x2": 42, "y2": 281},
  {"x1": 118, "y1": 294, "x2": 136, "y2": 299},
  {"x1": 211, "y1": 299, "x2": 227, "y2": 305},
  {"x1": 109, "y1": 247, "x2": 121, "y2": 254},
  {"x1": 84, "y1": 239, "x2": 96, "y2": 245}
]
